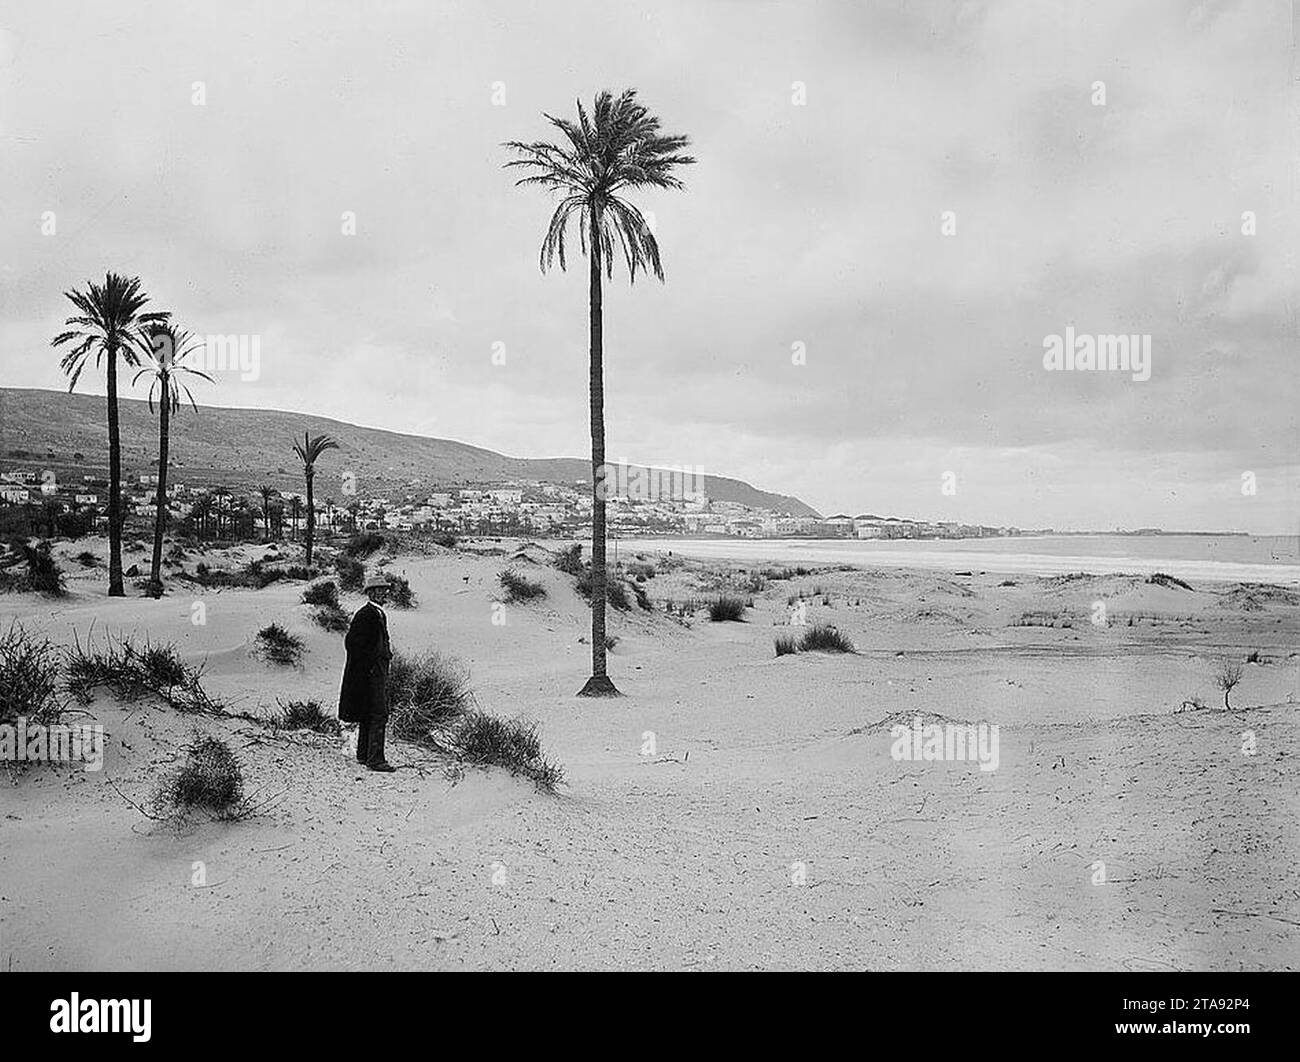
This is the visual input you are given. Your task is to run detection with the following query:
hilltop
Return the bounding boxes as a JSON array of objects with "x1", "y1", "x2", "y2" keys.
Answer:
[{"x1": 0, "y1": 388, "x2": 819, "y2": 516}]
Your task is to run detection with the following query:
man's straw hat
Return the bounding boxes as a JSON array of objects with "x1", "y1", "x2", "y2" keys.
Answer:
[{"x1": 363, "y1": 573, "x2": 390, "y2": 591}]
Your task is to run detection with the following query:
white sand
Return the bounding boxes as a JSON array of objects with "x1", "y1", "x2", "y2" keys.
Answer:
[{"x1": 1, "y1": 537, "x2": 1297, "y2": 969}]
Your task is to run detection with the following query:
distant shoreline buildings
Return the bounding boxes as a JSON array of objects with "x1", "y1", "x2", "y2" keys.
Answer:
[
  {"x1": 0, "y1": 461, "x2": 1031, "y2": 541},
  {"x1": 1, "y1": 462, "x2": 1251, "y2": 541}
]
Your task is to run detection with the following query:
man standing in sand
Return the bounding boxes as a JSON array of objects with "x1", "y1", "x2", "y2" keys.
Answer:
[{"x1": 339, "y1": 573, "x2": 397, "y2": 772}]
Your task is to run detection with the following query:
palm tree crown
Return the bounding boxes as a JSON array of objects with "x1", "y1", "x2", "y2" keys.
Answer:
[
  {"x1": 130, "y1": 324, "x2": 212, "y2": 413},
  {"x1": 52, "y1": 273, "x2": 169, "y2": 387},
  {"x1": 503, "y1": 89, "x2": 695, "y2": 280},
  {"x1": 293, "y1": 432, "x2": 340, "y2": 474}
]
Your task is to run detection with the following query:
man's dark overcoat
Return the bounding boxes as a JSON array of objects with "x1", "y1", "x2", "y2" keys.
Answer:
[{"x1": 339, "y1": 601, "x2": 392, "y2": 723}]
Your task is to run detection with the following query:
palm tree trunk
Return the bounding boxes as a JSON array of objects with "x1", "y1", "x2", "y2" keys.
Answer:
[
  {"x1": 148, "y1": 389, "x2": 170, "y2": 596},
  {"x1": 305, "y1": 470, "x2": 315, "y2": 566},
  {"x1": 578, "y1": 207, "x2": 619, "y2": 696},
  {"x1": 106, "y1": 344, "x2": 125, "y2": 596}
]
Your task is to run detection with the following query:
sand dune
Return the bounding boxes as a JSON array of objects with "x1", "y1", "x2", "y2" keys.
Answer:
[{"x1": 2, "y1": 536, "x2": 1297, "y2": 969}]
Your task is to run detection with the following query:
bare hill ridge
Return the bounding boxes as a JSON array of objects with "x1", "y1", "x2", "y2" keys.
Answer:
[{"x1": 0, "y1": 387, "x2": 819, "y2": 515}]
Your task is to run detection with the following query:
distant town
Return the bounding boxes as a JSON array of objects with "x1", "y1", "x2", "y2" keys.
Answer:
[{"x1": 0, "y1": 461, "x2": 1038, "y2": 542}]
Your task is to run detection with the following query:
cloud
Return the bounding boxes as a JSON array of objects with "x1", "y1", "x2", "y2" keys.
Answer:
[{"x1": 0, "y1": 0, "x2": 1294, "y2": 531}]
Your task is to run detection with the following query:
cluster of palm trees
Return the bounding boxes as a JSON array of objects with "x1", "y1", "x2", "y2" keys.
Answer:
[
  {"x1": 52, "y1": 274, "x2": 208, "y2": 597},
  {"x1": 47, "y1": 87, "x2": 694, "y2": 701},
  {"x1": 50, "y1": 274, "x2": 343, "y2": 596}
]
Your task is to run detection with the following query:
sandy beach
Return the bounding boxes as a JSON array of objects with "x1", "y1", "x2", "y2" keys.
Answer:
[{"x1": 3, "y1": 535, "x2": 1297, "y2": 971}]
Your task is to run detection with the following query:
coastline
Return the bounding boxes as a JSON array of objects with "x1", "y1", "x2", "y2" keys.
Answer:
[{"x1": 620, "y1": 535, "x2": 1300, "y2": 587}]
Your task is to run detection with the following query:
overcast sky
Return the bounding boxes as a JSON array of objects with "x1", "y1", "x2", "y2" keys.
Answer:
[{"x1": 1, "y1": 0, "x2": 1295, "y2": 532}]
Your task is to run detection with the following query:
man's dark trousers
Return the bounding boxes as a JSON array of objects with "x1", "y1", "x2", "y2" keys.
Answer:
[{"x1": 356, "y1": 664, "x2": 389, "y2": 766}]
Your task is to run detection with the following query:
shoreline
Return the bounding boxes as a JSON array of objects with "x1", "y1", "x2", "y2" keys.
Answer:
[{"x1": 617, "y1": 536, "x2": 1300, "y2": 587}]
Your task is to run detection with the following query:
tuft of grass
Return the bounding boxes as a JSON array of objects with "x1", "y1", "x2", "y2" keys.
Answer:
[
  {"x1": 151, "y1": 735, "x2": 246, "y2": 819},
  {"x1": 1148, "y1": 571, "x2": 1194, "y2": 592},
  {"x1": 274, "y1": 698, "x2": 340, "y2": 735},
  {"x1": 387, "y1": 650, "x2": 474, "y2": 742},
  {"x1": 344, "y1": 531, "x2": 386, "y2": 557},
  {"x1": 450, "y1": 711, "x2": 564, "y2": 793},
  {"x1": 628, "y1": 579, "x2": 651, "y2": 611},
  {"x1": 387, "y1": 574, "x2": 416, "y2": 609},
  {"x1": 65, "y1": 631, "x2": 221, "y2": 714},
  {"x1": 798, "y1": 624, "x2": 855, "y2": 653},
  {"x1": 499, "y1": 568, "x2": 546, "y2": 603},
  {"x1": 239, "y1": 560, "x2": 284, "y2": 589},
  {"x1": 334, "y1": 555, "x2": 365, "y2": 592},
  {"x1": 380, "y1": 650, "x2": 565, "y2": 793},
  {"x1": 302, "y1": 580, "x2": 340, "y2": 608},
  {"x1": 255, "y1": 623, "x2": 305, "y2": 666},
  {"x1": 430, "y1": 530, "x2": 458, "y2": 549},
  {"x1": 312, "y1": 603, "x2": 351, "y2": 634},
  {"x1": 186, "y1": 559, "x2": 291, "y2": 590},
  {"x1": 707, "y1": 595, "x2": 747, "y2": 622},
  {"x1": 0, "y1": 539, "x2": 66, "y2": 597},
  {"x1": 774, "y1": 633, "x2": 799, "y2": 657},
  {"x1": 575, "y1": 564, "x2": 630, "y2": 610},
  {"x1": 76, "y1": 550, "x2": 100, "y2": 568},
  {"x1": 553, "y1": 543, "x2": 584, "y2": 575},
  {"x1": 0, "y1": 622, "x2": 66, "y2": 729}
]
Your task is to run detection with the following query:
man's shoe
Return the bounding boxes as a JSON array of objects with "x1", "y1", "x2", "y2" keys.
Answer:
[{"x1": 367, "y1": 762, "x2": 397, "y2": 773}]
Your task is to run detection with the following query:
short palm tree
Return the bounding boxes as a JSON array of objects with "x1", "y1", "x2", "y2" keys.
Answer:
[
  {"x1": 258, "y1": 485, "x2": 278, "y2": 542},
  {"x1": 291, "y1": 431, "x2": 339, "y2": 567},
  {"x1": 52, "y1": 273, "x2": 169, "y2": 595},
  {"x1": 190, "y1": 493, "x2": 212, "y2": 540},
  {"x1": 505, "y1": 89, "x2": 694, "y2": 696},
  {"x1": 131, "y1": 324, "x2": 212, "y2": 596}
]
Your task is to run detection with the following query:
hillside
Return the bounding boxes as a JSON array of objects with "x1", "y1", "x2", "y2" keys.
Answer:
[{"x1": 0, "y1": 388, "x2": 819, "y2": 516}]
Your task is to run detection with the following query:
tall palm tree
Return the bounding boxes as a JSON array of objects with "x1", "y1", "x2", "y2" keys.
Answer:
[
  {"x1": 505, "y1": 89, "x2": 694, "y2": 696},
  {"x1": 131, "y1": 324, "x2": 212, "y2": 596},
  {"x1": 52, "y1": 273, "x2": 169, "y2": 595},
  {"x1": 291, "y1": 431, "x2": 339, "y2": 567}
]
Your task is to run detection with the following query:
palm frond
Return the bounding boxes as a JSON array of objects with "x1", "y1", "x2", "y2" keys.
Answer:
[
  {"x1": 129, "y1": 323, "x2": 212, "y2": 416},
  {"x1": 51, "y1": 272, "x2": 164, "y2": 386},
  {"x1": 503, "y1": 88, "x2": 694, "y2": 281},
  {"x1": 292, "y1": 431, "x2": 340, "y2": 469}
]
